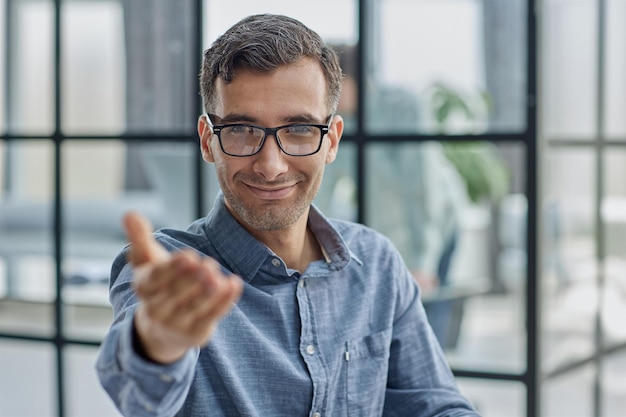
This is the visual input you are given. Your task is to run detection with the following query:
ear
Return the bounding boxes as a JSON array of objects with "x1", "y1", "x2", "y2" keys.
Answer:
[
  {"x1": 325, "y1": 115, "x2": 344, "y2": 164},
  {"x1": 198, "y1": 115, "x2": 215, "y2": 163}
]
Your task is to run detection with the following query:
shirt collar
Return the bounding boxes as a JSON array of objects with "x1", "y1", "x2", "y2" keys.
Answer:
[{"x1": 201, "y1": 193, "x2": 359, "y2": 282}]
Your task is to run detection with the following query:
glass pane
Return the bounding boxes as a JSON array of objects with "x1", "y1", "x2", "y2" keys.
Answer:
[
  {"x1": 60, "y1": 141, "x2": 196, "y2": 317},
  {"x1": 0, "y1": 141, "x2": 55, "y2": 335},
  {"x1": 369, "y1": 0, "x2": 527, "y2": 134},
  {"x1": 9, "y1": 0, "x2": 55, "y2": 135},
  {"x1": 202, "y1": 153, "x2": 224, "y2": 216},
  {"x1": 61, "y1": 0, "x2": 199, "y2": 134},
  {"x1": 365, "y1": 141, "x2": 526, "y2": 371},
  {"x1": 602, "y1": 351, "x2": 626, "y2": 417},
  {"x1": 457, "y1": 378, "x2": 526, "y2": 417},
  {"x1": 334, "y1": 43, "x2": 358, "y2": 136},
  {"x1": 542, "y1": 148, "x2": 597, "y2": 373},
  {"x1": 541, "y1": 0, "x2": 598, "y2": 140},
  {"x1": 542, "y1": 363, "x2": 595, "y2": 417},
  {"x1": 0, "y1": 141, "x2": 54, "y2": 309},
  {"x1": 604, "y1": 0, "x2": 626, "y2": 140},
  {"x1": 64, "y1": 304, "x2": 114, "y2": 342},
  {"x1": 60, "y1": 140, "x2": 127, "y2": 313},
  {"x1": 203, "y1": 0, "x2": 357, "y2": 49},
  {"x1": 65, "y1": 346, "x2": 122, "y2": 417},
  {"x1": 0, "y1": 0, "x2": 5, "y2": 133},
  {"x1": 314, "y1": 142, "x2": 357, "y2": 222},
  {"x1": 137, "y1": 142, "x2": 197, "y2": 229},
  {"x1": 0, "y1": 299, "x2": 54, "y2": 337},
  {"x1": 0, "y1": 340, "x2": 56, "y2": 416},
  {"x1": 0, "y1": 140, "x2": 4, "y2": 209},
  {"x1": 61, "y1": 0, "x2": 125, "y2": 134},
  {"x1": 602, "y1": 148, "x2": 626, "y2": 345}
]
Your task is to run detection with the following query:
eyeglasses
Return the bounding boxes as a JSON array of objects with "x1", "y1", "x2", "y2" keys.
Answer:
[{"x1": 207, "y1": 114, "x2": 332, "y2": 157}]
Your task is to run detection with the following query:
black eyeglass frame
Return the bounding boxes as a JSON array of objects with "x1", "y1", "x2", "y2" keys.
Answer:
[{"x1": 206, "y1": 114, "x2": 334, "y2": 157}]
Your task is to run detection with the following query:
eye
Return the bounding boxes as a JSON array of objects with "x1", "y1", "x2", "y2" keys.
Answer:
[
  {"x1": 284, "y1": 125, "x2": 316, "y2": 136},
  {"x1": 228, "y1": 125, "x2": 249, "y2": 133}
]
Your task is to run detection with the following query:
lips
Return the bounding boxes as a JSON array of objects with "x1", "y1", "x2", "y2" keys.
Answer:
[{"x1": 244, "y1": 183, "x2": 295, "y2": 200}]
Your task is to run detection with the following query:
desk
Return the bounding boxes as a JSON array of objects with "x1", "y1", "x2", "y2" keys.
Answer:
[{"x1": 422, "y1": 281, "x2": 491, "y2": 350}]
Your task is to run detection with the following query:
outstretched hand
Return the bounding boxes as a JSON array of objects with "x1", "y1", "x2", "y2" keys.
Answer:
[{"x1": 124, "y1": 212, "x2": 243, "y2": 364}]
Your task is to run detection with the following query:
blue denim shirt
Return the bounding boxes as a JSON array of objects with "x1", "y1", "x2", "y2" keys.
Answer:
[{"x1": 96, "y1": 194, "x2": 479, "y2": 417}]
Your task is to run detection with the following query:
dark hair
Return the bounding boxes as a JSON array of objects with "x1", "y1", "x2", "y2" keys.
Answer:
[{"x1": 200, "y1": 14, "x2": 343, "y2": 114}]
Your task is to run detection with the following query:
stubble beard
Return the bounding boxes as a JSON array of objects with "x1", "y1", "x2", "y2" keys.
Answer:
[{"x1": 218, "y1": 171, "x2": 323, "y2": 232}]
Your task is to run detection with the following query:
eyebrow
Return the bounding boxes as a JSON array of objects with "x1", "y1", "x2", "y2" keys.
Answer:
[{"x1": 217, "y1": 113, "x2": 325, "y2": 125}]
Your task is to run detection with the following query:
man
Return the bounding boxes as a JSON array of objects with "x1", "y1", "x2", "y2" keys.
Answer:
[{"x1": 96, "y1": 13, "x2": 480, "y2": 417}]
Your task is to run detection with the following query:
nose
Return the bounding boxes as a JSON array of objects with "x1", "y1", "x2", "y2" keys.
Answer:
[{"x1": 251, "y1": 132, "x2": 289, "y2": 180}]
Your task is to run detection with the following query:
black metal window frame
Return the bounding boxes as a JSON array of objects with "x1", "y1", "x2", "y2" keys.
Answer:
[{"x1": 0, "y1": 0, "x2": 546, "y2": 416}]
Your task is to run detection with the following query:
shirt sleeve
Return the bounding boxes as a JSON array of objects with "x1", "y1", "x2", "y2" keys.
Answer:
[
  {"x1": 383, "y1": 259, "x2": 481, "y2": 416},
  {"x1": 95, "y1": 261, "x2": 199, "y2": 417}
]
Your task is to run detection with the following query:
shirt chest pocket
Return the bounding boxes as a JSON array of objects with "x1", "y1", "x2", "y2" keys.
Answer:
[{"x1": 344, "y1": 328, "x2": 392, "y2": 417}]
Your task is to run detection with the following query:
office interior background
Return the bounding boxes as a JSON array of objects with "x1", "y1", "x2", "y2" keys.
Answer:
[{"x1": 0, "y1": 0, "x2": 625, "y2": 416}]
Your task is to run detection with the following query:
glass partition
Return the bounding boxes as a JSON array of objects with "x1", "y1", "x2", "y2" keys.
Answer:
[{"x1": 0, "y1": 1, "x2": 544, "y2": 416}]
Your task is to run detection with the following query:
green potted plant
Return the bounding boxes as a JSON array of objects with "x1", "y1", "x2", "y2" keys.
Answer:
[{"x1": 427, "y1": 81, "x2": 510, "y2": 204}]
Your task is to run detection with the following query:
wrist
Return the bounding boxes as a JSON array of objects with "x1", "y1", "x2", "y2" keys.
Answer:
[{"x1": 133, "y1": 307, "x2": 187, "y2": 364}]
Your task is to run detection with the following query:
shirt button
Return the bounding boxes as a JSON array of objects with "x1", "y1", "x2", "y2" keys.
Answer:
[
  {"x1": 299, "y1": 279, "x2": 305, "y2": 288},
  {"x1": 306, "y1": 345, "x2": 315, "y2": 355},
  {"x1": 313, "y1": 413, "x2": 321, "y2": 417},
  {"x1": 271, "y1": 258, "x2": 281, "y2": 267}
]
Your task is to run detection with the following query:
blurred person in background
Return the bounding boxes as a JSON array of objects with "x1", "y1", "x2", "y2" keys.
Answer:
[{"x1": 325, "y1": 44, "x2": 470, "y2": 348}]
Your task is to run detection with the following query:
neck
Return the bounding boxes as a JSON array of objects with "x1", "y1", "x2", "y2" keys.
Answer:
[{"x1": 252, "y1": 219, "x2": 323, "y2": 273}]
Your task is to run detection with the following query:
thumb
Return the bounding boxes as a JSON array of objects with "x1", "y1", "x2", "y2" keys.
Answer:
[{"x1": 123, "y1": 211, "x2": 169, "y2": 267}]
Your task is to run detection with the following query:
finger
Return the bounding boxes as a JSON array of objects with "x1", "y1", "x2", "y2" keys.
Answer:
[
  {"x1": 206, "y1": 276, "x2": 243, "y2": 320},
  {"x1": 190, "y1": 278, "x2": 242, "y2": 340},
  {"x1": 175, "y1": 259, "x2": 242, "y2": 330},
  {"x1": 143, "y1": 276, "x2": 207, "y2": 326},
  {"x1": 135, "y1": 250, "x2": 199, "y2": 299},
  {"x1": 124, "y1": 211, "x2": 170, "y2": 267},
  {"x1": 191, "y1": 266, "x2": 243, "y2": 330},
  {"x1": 168, "y1": 258, "x2": 230, "y2": 324}
]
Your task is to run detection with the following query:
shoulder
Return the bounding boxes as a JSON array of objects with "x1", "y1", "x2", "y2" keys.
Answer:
[
  {"x1": 329, "y1": 218, "x2": 403, "y2": 264},
  {"x1": 328, "y1": 218, "x2": 419, "y2": 314}
]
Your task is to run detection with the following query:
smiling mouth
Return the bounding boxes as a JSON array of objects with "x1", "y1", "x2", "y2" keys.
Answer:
[{"x1": 245, "y1": 183, "x2": 295, "y2": 199}]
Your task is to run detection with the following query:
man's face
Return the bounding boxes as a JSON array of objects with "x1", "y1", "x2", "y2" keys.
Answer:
[{"x1": 199, "y1": 57, "x2": 343, "y2": 233}]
